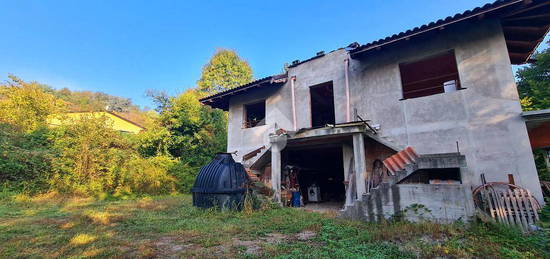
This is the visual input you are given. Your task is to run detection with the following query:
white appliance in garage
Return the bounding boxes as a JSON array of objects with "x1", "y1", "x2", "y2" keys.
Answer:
[{"x1": 307, "y1": 184, "x2": 321, "y2": 202}]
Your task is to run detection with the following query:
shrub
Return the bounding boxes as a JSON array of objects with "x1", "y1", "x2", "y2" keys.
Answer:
[
  {"x1": 115, "y1": 155, "x2": 177, "y2": 195},
  {"x1": 49, "y1": 115, "x2": 177, "y2": 196},
  {"x1": 167, "y1": 161, "x2": 199, "y2": 193},
  {"x1": 0, "y1": 124, "x2": 54, "y2": 192}
]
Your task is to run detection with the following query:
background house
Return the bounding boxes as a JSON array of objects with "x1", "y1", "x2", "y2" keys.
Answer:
[{"x1": 48, "y1": 111, "x2": 145, "y2": 134}]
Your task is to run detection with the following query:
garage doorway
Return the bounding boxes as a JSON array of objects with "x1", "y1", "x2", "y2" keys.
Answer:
[{"x1": 287, "y1": 146, "x2": 345, "y2": 211}]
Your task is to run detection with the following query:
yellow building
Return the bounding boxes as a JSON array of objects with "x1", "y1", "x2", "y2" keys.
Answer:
[{"x1": 48, "y1": 111, "x2": 145, "y2": 134}]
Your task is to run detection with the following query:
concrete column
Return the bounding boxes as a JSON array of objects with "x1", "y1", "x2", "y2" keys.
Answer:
[
  {"x1": 269, "y1": 133, "x2": 288, "y2": 203},
  {"x1": 271, "y1": 148, "x2": 282, "y2": 202},
  {"x1": 353, "y1": 133, "x2": 367, "y2": 199},
  {"x1": 342, "y1": 143, "x2": 355, "y2": 206}
]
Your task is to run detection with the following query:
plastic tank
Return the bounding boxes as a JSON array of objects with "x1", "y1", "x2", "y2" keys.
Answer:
[{"x1": 191, "y1": 153, "x2": 249, "y2": 209}]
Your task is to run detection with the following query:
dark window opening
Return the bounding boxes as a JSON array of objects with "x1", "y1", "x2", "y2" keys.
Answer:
[
  {"x1": 399, "y1": 51, "x2": 461, "y2": 99},
  {"x1": 398, "y1": 168, "x2": 461, "y2": 184},
  {"x1": 310, "y1": 82, "x2": 335, "y2": 127},
  {"x1": 244, "y1": 100, "x2": 266, "y2": 128}
]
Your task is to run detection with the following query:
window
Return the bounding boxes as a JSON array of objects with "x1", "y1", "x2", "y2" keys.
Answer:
[
  {"x1": 310, "y1": 82, "x2": 335, "y2": 127},
  {"x1": 244, "y1": 100, "x2": 266, "y2": 128},
  {"x1": 399, "y1": 51, "x2": 461, "y2": 99}
]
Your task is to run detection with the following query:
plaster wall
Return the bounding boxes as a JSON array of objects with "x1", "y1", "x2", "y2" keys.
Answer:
[{"x1": 348, "y1": 19, "x2": 541, "y2": 202}]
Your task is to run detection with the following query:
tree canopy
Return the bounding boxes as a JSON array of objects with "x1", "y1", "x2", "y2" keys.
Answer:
[
  {"x1": 0, "y1": 75, "x2": 66, "y2": 132},
  {"x1": 516, "y1": 43, "x2": 550, "y2": 181},
  {"x1": 197, "y1": 49, "x2": 253, "y2": 94},
  {"x1": 517, "y1": 44, "x2": 550, "y2": 111}
]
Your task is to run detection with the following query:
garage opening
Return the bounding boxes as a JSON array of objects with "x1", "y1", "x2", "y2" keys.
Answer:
[
  {"x1": 310, "y1": 82, "x2": 335, "y2": 127},
  {"x1": 285, "y1": 146, "x2": 345, "y2": 211}
]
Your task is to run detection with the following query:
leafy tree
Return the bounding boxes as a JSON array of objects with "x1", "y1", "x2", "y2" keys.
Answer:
[
  {"x1": 517, "y1": 44, "x2": 550, "y2": 111},
  {"x1": 197, "y1": 49, "x2": 253, "y2": 94},
  {"x1": 158, "y1": 89, "x2": 227, "y2": 165},
  {"x1": 516, "y1": 43, "x2": 550, "y2": 181},
  {"x1": 141, "y1": 89, "x2": 227, "y2": 192},
  {"x1": 0, "y1": 75, "x2": 66, "y2": 132},
  {"x1": 146, "y1": 89, "x2": 171, "y2": 113}
]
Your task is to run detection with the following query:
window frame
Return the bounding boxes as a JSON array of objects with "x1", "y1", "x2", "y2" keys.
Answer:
[
  {"x1": 242, "y1": 99, "x2": 266, "y2": 129},
  {"x1": 398, "y1": 50, "x2": 463, "y2": 100},
  {"x1": 309, "y1": 81, "x2": 336, "y2": 128}
]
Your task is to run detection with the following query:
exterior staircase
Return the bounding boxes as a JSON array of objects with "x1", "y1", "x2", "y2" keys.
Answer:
[
  {"x1": 340, "y1": 149, "x2": 468, "y2": 221},
  {"x1": 242, "y1": 145, "x2": 272, "y2": 181}
]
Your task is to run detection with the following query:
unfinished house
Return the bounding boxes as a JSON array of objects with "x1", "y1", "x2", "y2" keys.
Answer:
[{"x1": 200, "y1": 0, "x2": 550, "y2": 222}]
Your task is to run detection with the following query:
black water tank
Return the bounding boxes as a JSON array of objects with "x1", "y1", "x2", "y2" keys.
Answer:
[{"x1": 191, "y1": 153, "x2": 249, "y2": 209}]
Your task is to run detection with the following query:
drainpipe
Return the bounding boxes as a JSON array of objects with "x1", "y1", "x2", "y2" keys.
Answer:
[
  {"x1": 290, "y1": 76, "x2": 297, "y2": 131},
  {"x1": 344, "y1": 58, "x2": 351, "y2": 122}
]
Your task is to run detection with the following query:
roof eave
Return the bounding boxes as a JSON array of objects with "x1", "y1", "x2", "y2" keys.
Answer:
[
  {"x1": 349, "y1": 0, "x2": 550, "y2": 65},
  {"x1": 199, "y1": 74, "x2": 287, "y2": 111}
]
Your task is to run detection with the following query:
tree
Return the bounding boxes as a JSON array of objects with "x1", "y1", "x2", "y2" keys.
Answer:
[
  {"x1": 155, "y1": 89, "x2": 227, "y2": 163},
  {"x1": 516, "y1": 43, "x2": 550, "y2": 111},
  {"x1": 0, "y1": 75, "x2": 66, "y2": 132},
  {"x1": 146, "y1": 89, "x2": 171, "y2": 113},
  {"x1": 516, "y1": 43, "x2": 550, "y2": 182},
  {"x1": 197, "y1": 49, "x2": 253, "y2": 94},
  {"x1": 141, "y1": 89, "x2": 227, "y2": 192}
]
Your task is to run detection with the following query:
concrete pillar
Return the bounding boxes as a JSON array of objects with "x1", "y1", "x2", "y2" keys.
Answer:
[
  {"x1": 342, "y1": 143, "x2": 355, "y2": 206},
  {"x1": 271, "y1": 148, "x2": 282, "y2": 202},
  {"x1": 269, "y1": 133, "x2": 288, "y2": 203},
  {"x1": 353, "y1": 133, "x2": 367, "y2": 199}
]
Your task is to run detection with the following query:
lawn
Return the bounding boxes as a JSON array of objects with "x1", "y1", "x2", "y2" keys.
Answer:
[{"x1": 0, "y1": 193, "x2": 549, "y2": 258}]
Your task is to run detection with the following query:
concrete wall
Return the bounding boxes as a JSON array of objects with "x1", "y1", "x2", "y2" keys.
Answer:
[
  {"x1": 226, "y1": 18, "x2": 543, "y2": 202},
  {"x1": 341, "y1": 183, "x2": 476, "y2": 223}
]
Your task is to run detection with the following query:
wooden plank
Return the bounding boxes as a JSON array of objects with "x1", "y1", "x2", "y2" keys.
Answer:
[
  {"x1": 484, "y1": 188, "x2": 496, "y2": 219},
  {"x1": 514, "y1": 189, "x2": 529, "y2": 231},
  {"x1": 526, "y1": 190, "x2": 540, "y2": 222},
  {"x1": 502, "y1": 191, "x2": 515, "y2": 225},
  {"x1": 521, "y1": 189, "x2": 534, "y2": 226},
  {"x1": 495, "y1": 189, "x2": 510, "y2": 225},
  {"x1": 509, "y1": 190, "x2": 523, "y2": 231},
  {"x1": 490, "y1": 188, "x2": 506, "y2": 225}
]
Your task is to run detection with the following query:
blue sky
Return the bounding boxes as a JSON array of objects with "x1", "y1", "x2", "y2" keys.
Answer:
[{"x1": 0, "y1": 0, "x2": 543, "y2": 109}]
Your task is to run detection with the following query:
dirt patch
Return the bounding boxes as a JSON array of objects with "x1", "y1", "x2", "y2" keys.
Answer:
[
  {"x1": 262, "y1": 233, "x2": 287, "y2": 244},
  {"x1": 155, "y1": 236, "x2": 195, "y2": 254},
  {"x1": 233, "y1": 238, "x2": 262, "y2": 255},
  {"x1": 231, "y1": 232, "x2": 296, "y2": 255},
  {"x1": 295, "y1": 230, "x2": 316, "y2": 241},
  {"x1": 124, "y1": 235, "x2": 200, "y2": 258},
  {"x1": 32, "y1": 217, "x2": 70, "y2": 226}
]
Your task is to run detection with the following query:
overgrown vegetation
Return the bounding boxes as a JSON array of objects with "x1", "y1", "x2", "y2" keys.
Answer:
[
  {"x1": 0, "y1": 48, "x2": 252, "y2": 197},
  {"x1": 0, "y1": 194, "x2": 548, "y2": 258}
]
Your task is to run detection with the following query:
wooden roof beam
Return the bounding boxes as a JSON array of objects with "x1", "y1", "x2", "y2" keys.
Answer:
[
  {"x1": 504, "y1": 13, "x2": 550, "y2": 22},
  {"x1": 502, "y1": 25, "x2": 549, "y2": 33},
  {"x1": 503, "y1": 1, "x2": 550, "y2": 18},
  {"x1": 506, "y1": 39, "x2": 539, "y2": 47}
]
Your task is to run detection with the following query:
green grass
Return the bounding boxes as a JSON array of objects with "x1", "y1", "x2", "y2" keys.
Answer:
[{"x1": 0, "y1": 193, "x2": 549, "y2": 258}]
